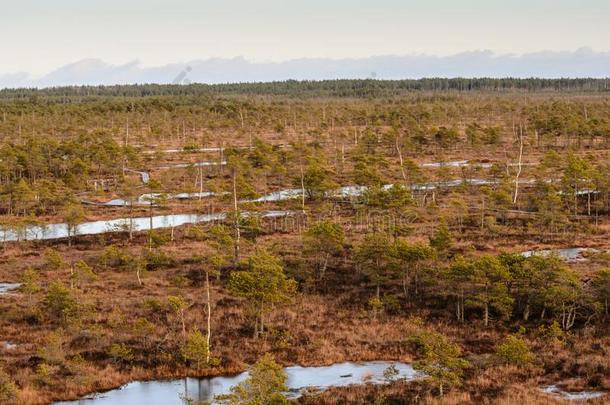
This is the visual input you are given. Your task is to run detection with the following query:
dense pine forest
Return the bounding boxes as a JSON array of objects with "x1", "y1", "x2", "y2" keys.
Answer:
[
  {"x1": 0, "y1": 81, "x2": 610, "y2": 404},
  {"x1": 1, "y1": 78, "x2": 610, "y2": 101}
]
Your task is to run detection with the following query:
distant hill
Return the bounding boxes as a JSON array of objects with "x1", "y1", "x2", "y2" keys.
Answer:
[{"x1": 1, "y1": 48, "x2": 609, "y2": 90}]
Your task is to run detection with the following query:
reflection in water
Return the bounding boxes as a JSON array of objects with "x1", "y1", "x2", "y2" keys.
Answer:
[
  {"x1": 54, "y1": 361, "x2": 417, "y2": 405},
  {"x1": 0, "y1": 211, "x2": 291, "y2": 242}
]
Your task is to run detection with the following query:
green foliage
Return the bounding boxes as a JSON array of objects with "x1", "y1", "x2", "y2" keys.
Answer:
[
  {"x1": 352, "y1": 155, "x2": 386, "y2": 187},
  {"x1": 43, "y1": 248, "x2": 65, "y2": 271},
  {"x1": 38, "y1": 330, "x2": 66, "y2": 365},
  {"x1": 170, "y1": 275, "x2": 190, "y2": 288},
  {"x1": 355, "y1": 233, "x2": 395, "y2": 294},
  {"x1": 42, "y1": 282, "x2": 78, "y2": 324},
  {"x1": 62, "y1": 202, "x2": 86, "y2": 243},
  {"x1": 206, "y1": 224, "x2": 234, "y2": 252},
  {"x1": 143, "y1": 248, "x2": 174, "y2": 270},
  {"x1": 269, "y1": 329, "x2": 292, "y2": 350},
  {"x1": 433, "y1": 127, "x2": 460, "y2": 148},
  {"x1": 228, "y1": 249, "x2": 296, "y2": 337},
  {"x1": 168, "y1": 295, "x2": 189, "y2": 336},
  {"x1": 429, "y1": 222, "x2": 453, "y2": 258},
  {"x1": 381, "y1": 293, "x2": 401, "y2": 315},
  {"x1": 591, "y1": 268, "x2": 610, "y2": 316},
  {"x1": 469, "y1": 256, "x2": 514, "y2": 322},
  {"x1": 368, "y1": 296, "x2": 384, "y2": 315},
  {"x1": 21, "y1": 267, "x2": 41, "y2": 303},
  {"x1": 496, "y1": 333, "x2": 534, "y2": 366},
  {"x1": 300, "y1": 158, "x2": 338, "y2": 199},
  {"x1": 410, "y1": 330, "x2": 470, "y2": 396},
  {"x1": 143, "y1": 298, "x2": 166, "y2": 314},
  {"x1": 466, "y1": 123, "x2": 501, "y2": 145},
  {"x1": 108, "y1": 343, "x2": 134, "y2": 365},
  {"x1": 393, "y1": 240, "x2": 436, "y2": 297},
  {"x1": 71, "y1": 260, "x2": 97, "y2": 288},
  {"x1": 99, "y1": 245, "x2": 132, "y2": 268},
  {"x1": 538, "y1": 321, "x2": 565, "y2": 344},
  {"x1": 0, "y1": 366, "x2": 17, "y2": 404},
  {"x1": 302, "y1": 220, "x2": 344, "y2": 280},
  {"x1": 168, "y1": 295, "x2": 189, "y2": 312},
  {"x1": 182, "y1": 330, "x2": 210, "y2": 371},
  {"x1": 217, "y1": 353, "x2": 288, "y2": 405},
  {"x1": 133, "y1": 317, "x2": 155, "y2": 338},
  {"x1": 363, "y1": 184, "x2": 413, "y2": 209},
  {"x1": 35, "y1": 363, "x2": 55, "y2": 386},
  {"x1": 449, "y1": 255, "x2": 514, "y2": 326}
]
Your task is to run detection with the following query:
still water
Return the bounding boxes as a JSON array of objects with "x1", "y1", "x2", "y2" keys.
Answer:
[
  {"x1": 0, "y1": 211, "x2": 291, "y2": 242},
  {"x1": 54, "y1": 361, "x2": 417, "y2": 405}
]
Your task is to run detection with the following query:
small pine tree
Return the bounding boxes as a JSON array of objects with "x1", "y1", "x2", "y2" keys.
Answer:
[
  {"x1": 429, "y1": 221, "x2": 453, "y2": 258},
  {"x1": 21, "y1": 267, "x2": 41, "y2": 306},
  {"x1": 217, "y1": 353, "x2": 288, "y2": 405},
  {"x1": 168, "y1": 295, "x2": 189, "y2": 339},
  {"x1": 410, "y1": 330, "x2": 469, "y2": 396},
  {"x1": 0, "y1": 366, "x2": 17, "y2": 404},
  {"x1": 182, "y1": 330, "x2": 210, "y2": 371},
  {"x1": 42, "y1": 282, "x2": 78, "y2": 324},
  {"x1": 496, "y1": 333, "x2": 534, "y2": 366},
  {"x1": 591, "y1": 268, "x2": 610, "y2": 317},
  {"x1": 70, "y1": 260, "x2": 97, "y2": 289},
  {"x1": 228, "y1": 249, "x2": 296, "y2": 338},
  {"x1": 43, "y1": 248, "x2": 65, "y2": 271},
  {"x1": 108, "y1": 343, "x2": 133, "y2": 365}
]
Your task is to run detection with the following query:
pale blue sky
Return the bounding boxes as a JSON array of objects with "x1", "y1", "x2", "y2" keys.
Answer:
[{"x1": 1, "y1": 0, "x2": 608, "y2": 74}]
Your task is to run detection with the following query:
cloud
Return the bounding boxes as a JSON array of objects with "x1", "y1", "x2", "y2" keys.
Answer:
[{"x1": 2, "y1": 49, "x2": 609, "y2": 89}]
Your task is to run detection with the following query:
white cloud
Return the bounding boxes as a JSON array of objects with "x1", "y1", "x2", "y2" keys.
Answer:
[{"x1": 2, "y1": 49, "x2": 609, "y2": 89}]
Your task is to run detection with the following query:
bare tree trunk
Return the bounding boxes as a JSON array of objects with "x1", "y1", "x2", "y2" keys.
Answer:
[
  {"x1": 199, "y1": 150, "x2": 204, "y2": 201},
  {"x1": 300, "y1": 163, "x2": 306, "y2": 213},
  {"x1": 205, "y1": 269, "x2": 211, "y2": 364},
  {"x1": 481, "y1": 197, "x2": 486, "y2": 229},
  {"x1": 129, "y1": 202, "x2": 134, "y2": 240},
  {"x1": 523, "y1": 302, "x2": 530, "y2": 321},
  {"x1": 513, "y1": 123, "x2": 524, "y2": 204},
  {"x1": 219, "y1": 141, "x2": 224, "y2": 175},
  {"x1": 396, "y1": 135, "x2": 409, "y2": 189},
  {"x1": 180, "y1": 310, "x2": 186, "y2": 340},
  {"x1": 319, "y1": 253, "x2": 330, "y2": 281},
  {"x1": 122, "y1": 117, "x2": 129, "y2": 174},
  {"x1": 149, "y1": 198, "x2": 153, "y2": 251},
  {"x1": 232, "y1": 168, "x2": 240, "y2": 268}
]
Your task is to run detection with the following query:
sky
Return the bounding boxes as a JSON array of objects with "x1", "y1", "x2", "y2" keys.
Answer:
[{"x1": 0, "y1": 0, "x2": 608, "y2": 82}]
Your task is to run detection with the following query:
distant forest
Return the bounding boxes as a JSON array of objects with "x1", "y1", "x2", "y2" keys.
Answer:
[{"x1": 1, "y1": 78, "x2": 609, "y2": 102}]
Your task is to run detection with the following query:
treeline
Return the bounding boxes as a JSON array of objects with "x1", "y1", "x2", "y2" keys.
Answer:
[{"x1": 1, "y1": 78, "x2": 609, "y2": 102}]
